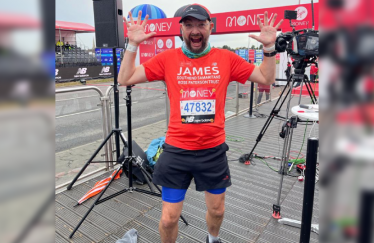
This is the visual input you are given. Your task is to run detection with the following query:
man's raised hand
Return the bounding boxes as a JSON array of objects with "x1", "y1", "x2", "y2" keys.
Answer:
[
  {"x1": 249, "y1": 11, "x2": 283, "y2": 48},
  {"x1": 124, "y1": 11, "x2": 157, "y2": 45}
]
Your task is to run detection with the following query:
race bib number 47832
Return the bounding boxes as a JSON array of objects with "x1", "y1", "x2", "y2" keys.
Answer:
[{"x1": 180, "y1": 87, "x2": 216, "y2": 124}]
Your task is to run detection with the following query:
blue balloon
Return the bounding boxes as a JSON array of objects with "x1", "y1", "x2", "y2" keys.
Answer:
[{"x1": 127, "y1": 4, "x2": 167, "y2": 20}]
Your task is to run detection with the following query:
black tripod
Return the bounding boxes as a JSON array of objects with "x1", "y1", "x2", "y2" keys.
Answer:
[
  {"x1": 240, "y1": 57, "x2": 318, "y2": 220},
  {"x1": 242, "y1": 58, "x2": 318, "y2": 163},
  {"x1": 66, "y1": 48, "x2": 123, "y2": 190},
  {"x1": 67, "y1": 48, "x2": 188, "y2": 239}
]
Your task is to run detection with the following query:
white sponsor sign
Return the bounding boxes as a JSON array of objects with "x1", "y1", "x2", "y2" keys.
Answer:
[
  {"x1": 157, "y1": 39, "x2": 164, "y2": 48},
  {"x1": 166, "y1": 39, "x2": 173, "y2": 49},
  {"x1": 295, "y1": 6, "x2": 308, "y2": 20}
]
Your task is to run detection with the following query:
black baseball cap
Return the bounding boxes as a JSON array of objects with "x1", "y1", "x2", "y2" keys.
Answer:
[{"x1": 179, "y1": 4, "x2": 211, "y2": 23}]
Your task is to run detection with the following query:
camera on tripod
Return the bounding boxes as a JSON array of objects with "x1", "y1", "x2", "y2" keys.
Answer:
[{"x1": 275, "y1": 10, "x2": 319, "y2": 59}]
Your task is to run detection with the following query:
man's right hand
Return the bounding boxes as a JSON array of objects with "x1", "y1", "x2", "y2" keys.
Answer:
[{"x1": 125, "y1": 11, "x2": 157, "y2": 46}]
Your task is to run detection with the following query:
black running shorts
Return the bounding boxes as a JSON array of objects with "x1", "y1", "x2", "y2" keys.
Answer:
[{"x1": 152, "y1": 142, "x2": 232, "y2": 191}]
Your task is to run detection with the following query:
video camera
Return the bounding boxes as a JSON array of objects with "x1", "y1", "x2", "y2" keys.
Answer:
[{"x1": 275, "y1": 10, "x2": 319, "y2": 59}]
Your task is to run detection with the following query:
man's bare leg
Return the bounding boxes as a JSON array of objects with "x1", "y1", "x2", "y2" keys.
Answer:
[
  {"x1": 159, "y1": 200, "x2": 184, "y2": 243},
  {"x1": 205, "y1": 191, "x2": 226, "y2": 237}
]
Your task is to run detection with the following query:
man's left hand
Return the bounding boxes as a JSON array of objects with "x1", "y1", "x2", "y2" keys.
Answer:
[{"x1": 249, "y1": 11, "x2": 283, "y2": 48}]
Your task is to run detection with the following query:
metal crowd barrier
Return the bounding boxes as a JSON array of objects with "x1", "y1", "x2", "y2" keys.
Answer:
[{"x1": 56, "y1": 86, "x2": 110, "y2": 171}]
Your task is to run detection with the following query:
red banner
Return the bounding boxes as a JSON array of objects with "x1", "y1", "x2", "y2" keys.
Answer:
[
  {"x1": 248, "y1": 49, "x2": 255, "y2": 63},
  {"x1": 320, "y1": 0, "x2": 370, "y2": 30},
  {"x1": 280, "y1": 4, "x2": 319, "y2": 32},
  {"x1": 213, "y1": 3, "x2": 318, "y2": 34},
  {"x1": 155, "y1": 37, "x2": 175, "y2": 54},
  {"x1": 124, "y1": 3, "x2": 318, "y2": 38},
  {"x1": 138, "y1": 38, "x2": 155, "y2": 64}
]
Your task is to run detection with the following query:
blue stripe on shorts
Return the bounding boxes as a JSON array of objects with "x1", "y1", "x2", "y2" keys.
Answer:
[
  {"x1": 162, "y1": 187, "x2": 187, "y2": 203},
  {"x1": 162, "y1": 187, "x2": 226, "y2": 203},
  {"x1": 206, "y1": 188, "x2": 226, "y2": 194}
]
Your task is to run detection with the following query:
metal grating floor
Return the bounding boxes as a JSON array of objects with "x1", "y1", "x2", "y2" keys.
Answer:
[{"x1": 56, "y1": 96, "x2": 319, "y2": 243}]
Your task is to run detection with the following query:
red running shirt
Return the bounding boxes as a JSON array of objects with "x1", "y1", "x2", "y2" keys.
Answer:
[
  {"x1": 310, "y1": 64, "x2": 318, "y2": 75},
  {"x1": 143, "y1": 48, "x2": 255, "y2": 150}
]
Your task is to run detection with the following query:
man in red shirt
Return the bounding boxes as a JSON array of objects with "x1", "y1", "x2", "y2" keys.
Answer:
[
  {"x1": 310, "y1": 63, "x2": 318, "y2": 83},
  {"x1": 257, "y1": 83, "x2": 271, "y2": 104},
  {"x1": 285, "y1": 61, "x2": 292, "y2": 81},
  {"x1": 119, "y1": 4, "x2": 282, "y2": 243}
]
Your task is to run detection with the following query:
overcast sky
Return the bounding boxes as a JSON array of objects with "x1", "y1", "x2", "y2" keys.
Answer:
[{"x1": 55, "y1": 0, "x2": 318, "y2": 49}]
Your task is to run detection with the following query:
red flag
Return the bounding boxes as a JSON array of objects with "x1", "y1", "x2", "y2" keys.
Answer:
[{"x1": 75, "y1": 169, "x2": 122, "y2": 206}]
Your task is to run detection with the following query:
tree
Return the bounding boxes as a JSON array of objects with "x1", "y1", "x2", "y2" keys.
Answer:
[
  {"x1": 221, "y1": 45, "x2": 235, "y2": 52},
  {"x1": 250, "y1": 45, "x2": 256, "y2": 49},
  {"x1": 259, "y1": 44, "x2": 263, "y2": 49},
  {"x1": 222, "y1": 45, "x2": 230, "y2": 50}
]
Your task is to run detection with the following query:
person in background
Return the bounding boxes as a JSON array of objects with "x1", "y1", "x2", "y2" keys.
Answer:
[
  {"x1": 64, "y1": 42, "x2": 71, "y2": 51},
  {"x1": 310, "y1": 63, "x2": 318, "y2": 83},
  {"x1": 285, "y1": 61, "x2": 291, "y2": 81},
  {"x1": 56, "y1": 40, "x2": 63, "y2": 52},
  {"x1": 257, "y1": 83, "x2": 270, "y2": 104},
  {"x1": 119, "y1": 5, "x2": 282, "y2": 243}
]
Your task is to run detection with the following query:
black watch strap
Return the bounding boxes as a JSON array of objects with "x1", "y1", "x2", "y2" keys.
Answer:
[{"x1": 264, "y1": 51, "x2": 277, "y2": 57}]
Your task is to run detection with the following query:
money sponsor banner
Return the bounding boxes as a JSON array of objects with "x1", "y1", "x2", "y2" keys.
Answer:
[
  {"x1": 124, "y1": 3, "x2": 318, "y2": 37},
  {"x1": 155, "y1": 37, "x2": 175, "y2": 54},
  {"x1": 139, "y1": 38, "x2": 155, "y2": 64}
]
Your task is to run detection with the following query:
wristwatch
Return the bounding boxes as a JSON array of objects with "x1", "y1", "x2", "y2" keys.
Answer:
[{"x1": 263, "y1": 51, "x2": 277, "y2": 57}]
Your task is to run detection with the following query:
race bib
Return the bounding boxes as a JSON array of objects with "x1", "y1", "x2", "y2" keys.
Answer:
[{"x1": 180, "y1": 87, "x2": 216, "y2": 124}]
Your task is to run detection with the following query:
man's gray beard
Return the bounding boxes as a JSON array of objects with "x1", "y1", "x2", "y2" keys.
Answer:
[{"x1": 183, "y1": 36, "x2": 208, "y2": 54}]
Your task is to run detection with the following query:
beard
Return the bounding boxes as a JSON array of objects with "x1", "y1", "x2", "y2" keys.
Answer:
[{"x1": 183, "y1": 33, "x2": 209, "y2": 54}]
